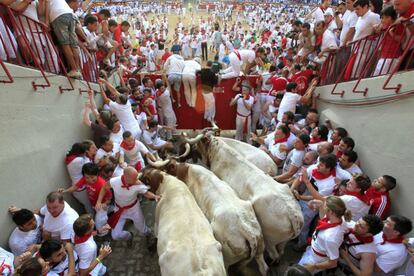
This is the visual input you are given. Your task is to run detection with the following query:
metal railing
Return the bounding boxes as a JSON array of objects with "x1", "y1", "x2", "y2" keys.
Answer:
[{"x1": 319, "y1": 18, "x2": 414, "y2": 97}]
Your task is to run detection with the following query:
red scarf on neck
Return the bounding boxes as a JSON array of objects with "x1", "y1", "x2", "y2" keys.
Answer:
[
  {"x1": 74, "y1": 233, "x2": 93, "y2": 244},
  {"x1": 120, "y1": 140, "x2": 135, "y2": 151},
  {"x1": 316, "y1": 216, "x2": 342, "y2": 231},
  {"x1": 320, "y1": 5, "x2": 326, "y2": 13},
  {"x1": 155, "y1": 89, "x2": 164, "y2": 98},
  {"x1": 312, "y1": 168, "x2": 336, "y2": 180},
  {"x1": 274, "y1": 136, "x2": 289, "y2": 145},
  {"x1": 121, "y1": 175, "x2": 130, "y2": 190},
  {"x1": 347, "y1": 228, "x2": 374, "y2": 244},
  {"x1": 381, "y1": 233, "x2": 404, "y2": 245},
  {"x1": 65, "y1": 154, "x2": 77, "y2": 165},
  {"x1": 345, "y1": 190, "x2": 370, "y2": 205},
  {"x1": 332, "y1": 139, "x2": 340, "y2": 146},
  {"x1": 336, "y1": 150, "x2": 343, "y2": 158},
  {"x1": 310, "y1": 136, "x2": 324, "y2": 144}
]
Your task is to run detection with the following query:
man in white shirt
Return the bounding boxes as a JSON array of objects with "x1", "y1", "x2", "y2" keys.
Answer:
[
  {"x1": 73, "y1": 215, "x2": 112, "y2": 276},
  {"x1": 374, "y1": 215, "x2": 412, "y2": 274},
  {"x1": 38, "y1": 239, "x2": 78, "y2": 275},
  {"x1": 39, "y1": 192, "x2": 79, "y2": 241},
  {"x1": 313, "y1": 20, "x2": 338, "y2": 64},
  {"x1": 182, "y1": 57, "x2": 201, "y2": 108},
  {"x1": 291, "y1": 154, "x2": 338, "y2": 248},
  {"x1": 230, "y1": 82, "x2": 254, "y2": 143},
  {"x1": 338, "y1": 0, "x2": 358, "y2": 46},
  {"x1": 276, "y1": 83, "x2": 305, "y2": 123},
  {"x1": 220, "y1": 48, "x2": 266, "y2": 79},
  {"x1": 164, "y1": 46, "x2": 185, "y2": 106},
  {"x1": 120, "y1": 130, "x2": 156, "y2": 171},
  {"x1": 142, "y1": 120, "x2": 174, "y2": 157},
  {"x1": 95, "y1": 167, "x2": 160, "y2": 243},
  {"x1": 340, "y1": 214, "x2": 383, "y2": 276},
  {"x1": 351, "y1": 0, "x2": 380, "y2": 77},
  {"x1": 8, "y1": 208, "x2": 42, "y2": 256},
  {"x1": 339, "y1": 174, "x2": 371, "y2": 221},
  {"x1": 305, "y1": 0, "x2": 332, "y2": 25},
  {"x1": 100, "y1": 78, "x2": 141, "y2": 139},
  {"x1": 258, "y1": 124, "x2": 291, "y2": 167},
  {"x1": 338, "y1": 150, "x2": 362, "y2": 174},
  {"x1": 274, "y1": 133, "x2": 310, "y2": 183}
]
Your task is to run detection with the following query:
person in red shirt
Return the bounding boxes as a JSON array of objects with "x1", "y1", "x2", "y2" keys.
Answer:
[
  {"x1": 113, "y1": 21, "x2": 131, "y2": 55},
  {"x1": 160, "y1": 48, "x2": 172, "y2": 66},
  {"x1": 366, "y1": 175, "x2": 397, "y2": 220},
  {"x1": 266, "y1": 69, "x2": 289, "y2": 96},
  {"x1": 59, "y1": 163, "x2": 112, "y2": 207},
  {"x1": 59, "y1": 163, "x2": 113, "y2": 234}
]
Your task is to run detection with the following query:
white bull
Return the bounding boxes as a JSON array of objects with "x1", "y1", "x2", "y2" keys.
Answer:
[
  {"x1": 197, "y1": 136, "x2": 304, "y2": 261},
  {"x1": 144, "y1": 169, "x2": 227, "y2": 276},
  {"x1": 165, "y1": 161, "x2": 268, "y2": 275},
  {"x1": 217, "y1": 137, "x2": 278, "y2": 176}
]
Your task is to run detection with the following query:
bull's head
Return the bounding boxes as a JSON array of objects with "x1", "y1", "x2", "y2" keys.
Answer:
[{"x1": 140, "y1": 168, "x2": 164, "y2": 194}]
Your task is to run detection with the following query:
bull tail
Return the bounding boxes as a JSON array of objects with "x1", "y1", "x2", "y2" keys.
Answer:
[{"x1": 239, "y1": 221, "x2": 268, "y2": 275}]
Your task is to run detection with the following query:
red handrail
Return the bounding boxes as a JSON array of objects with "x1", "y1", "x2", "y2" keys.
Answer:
[
  {"x1": 1, "y1": 4, "x2": 51, "y2": 90},
  {"x1": 0, "y1": 58, "x2": 13, "y2": 83},
  {"x1": 319, "y1": 19, "x2": 414, "y2": 98}
]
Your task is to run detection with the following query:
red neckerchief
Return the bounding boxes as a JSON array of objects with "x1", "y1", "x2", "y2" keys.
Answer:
[
  {"x1": 312, "y1": 168, "x2": 336, "y2": 180},
  {"x1": 155, "y1": 89, "x2": 163, "y2": 98},
  {"x1": 345, "y1": 190, "x2": 370, "y2": 205},
  {"x1": 310, "y1": 136, "x2": 324, "y2": 144},
  {"x1": 120, "y1": 140, "x2": 135, "y2": 151},
  {"x1": 336, "y1": 150, "x2": 343, "y2": 158},
  {"x1": 347, "y1": 228, "x2": 374, "y2": 244},
  {"x1": 332, "y1": 139, "x2": 340, "y2": 146},
  {"x1": 316, "y1": 216, "x2": 342, "y2": 231},
  {"x1": 0, "y1": 260, "x2": 12, "y2": 274},
  {"x1": 65, "y1": 154, "x2": 77, "y2": 165},
  {"x1": 74, "y1": 233, "x2": 93, "y2": 244},
  {"x1": 320, "y1": 5, "x2": 326, "y2": 13},
  {"x1": 121, "y1": 175, "x2": 130, "y2": 190},
  {"x1": 274, "y1": 136, "x2": 289, "y2": 145},
  {"x1": 381, "y1": 234, "x2": 404, "y2": 245}
]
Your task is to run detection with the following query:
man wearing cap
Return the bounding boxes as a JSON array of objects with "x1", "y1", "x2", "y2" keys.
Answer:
[
  {"x1": 182, "y1": 57, "x2": 202, "y2": 108},
  {"x1": 164, "y1": 46, "x2": 185, "y2": 107},
  {"x1": 230, "y1": 81, "x2": 254, "y2": 143},
  {"x1": 220, "y1": 47, "x2": 266, "y2": 80}
]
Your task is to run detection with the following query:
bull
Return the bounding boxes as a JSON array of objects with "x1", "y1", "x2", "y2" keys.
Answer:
[
  {"x1": 195, "y1": 135, "x2": 304, "y2": 261},
  {"x1": 141, "y1": 169, "x2": 227, "y2": 276},
  {"x1": 149, "y1": 158, "x2": 268, "y2": 275}
]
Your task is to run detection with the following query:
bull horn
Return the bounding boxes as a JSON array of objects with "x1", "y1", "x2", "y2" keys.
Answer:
[
  {"x1": 147, "y1": 158, "x2": 170, "y2": 168},
  {"x1": 175, "y1": 143, "x2": 191, "y2": 159},
  {"x1": 184, "y1": 133, "x2": 204, "y2": 144},
  {"x1": 211, "y1": 121, "x2": 219, "y2": 130}
]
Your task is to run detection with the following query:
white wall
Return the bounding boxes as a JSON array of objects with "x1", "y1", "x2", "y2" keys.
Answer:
[
  {"x1": 316, "y1": 71, "x2": 414, "y2": 228},
  {"x1": 0, "y1": 64, "x2": 100, "y2": 247}
]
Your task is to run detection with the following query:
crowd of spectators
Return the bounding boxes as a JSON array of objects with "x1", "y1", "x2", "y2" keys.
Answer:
[{"x1": 0, "y1": 0, "x2": 414, "y2": 275}]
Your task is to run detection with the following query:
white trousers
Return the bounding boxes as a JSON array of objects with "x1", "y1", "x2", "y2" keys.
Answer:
[
  {"x1": 203, "y1": 92, "x2": 216, "y2": 122},
  {"x1": 111, "y1": 202, "x2": 149, "y2": 240},
  {"x1": 182, "y1": 74, "x2": 197, "y2": 107},
  {"x1": 235, "y1": 114, "x2": 251, "y2": 143},
  {"x1": 221, "y1": 53, "x2": 241, "y2": 79},
  {"x1": 73, "y1": 189, "x2": 94, "y2": 214}
]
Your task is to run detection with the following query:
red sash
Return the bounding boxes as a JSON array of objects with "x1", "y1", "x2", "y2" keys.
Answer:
[
  {"x1": 234, "y1": 50, "x2": 241, "y2": 61},
  {"x1": 312, "y1": 247, "x2": 327, "y2": 257},
  {"x1": 237, "y1": 111, "x2": 251, "y2": 135},
  {"x1": 107, "y1": 199, "x2": 139, "y2": 228}
]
